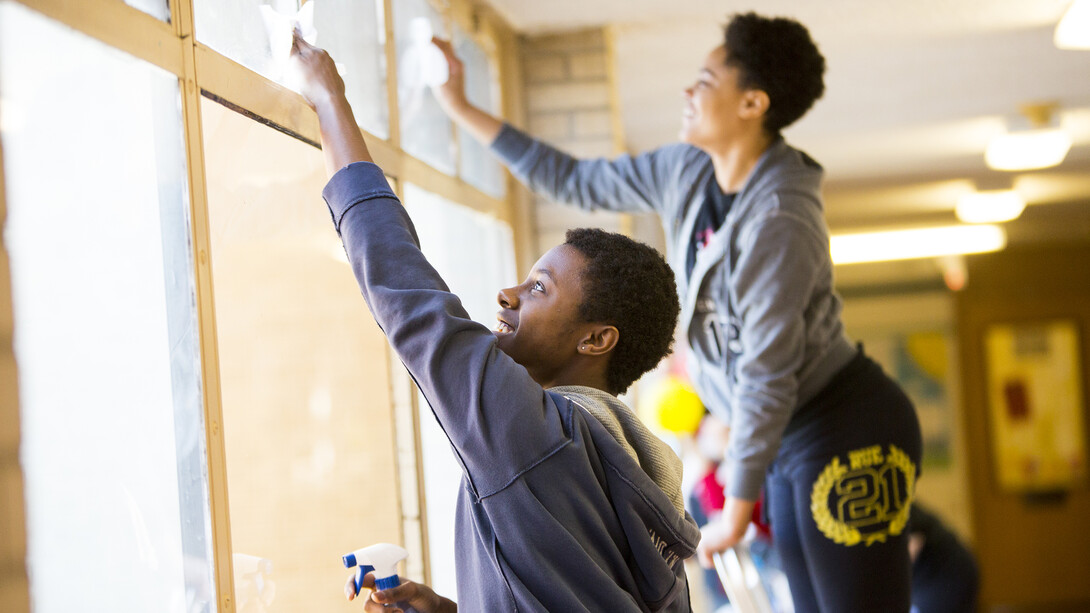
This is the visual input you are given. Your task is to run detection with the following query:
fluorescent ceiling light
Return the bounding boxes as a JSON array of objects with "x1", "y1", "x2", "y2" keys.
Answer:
[
  {"x1": 985, "y1": 128, "x2": 1072, "y2": 171},
  {"x1": 956, "y1": 190, "x2": 1026, "y2": 223},
  {"x1": 1056, "y1": 0, "x2": 1090, "y2": 50},
  {"x1": 831, "y1": 225, "x2": 1006, "y2": 265}
]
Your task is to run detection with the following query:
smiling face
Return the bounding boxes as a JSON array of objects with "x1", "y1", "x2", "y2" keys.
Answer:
[
  {"x1": 493, "y1": 244, "x2": 596, "y2": 387},
  {"x1": 679, "y1": 45, "x2": 764, "y2": 152}
]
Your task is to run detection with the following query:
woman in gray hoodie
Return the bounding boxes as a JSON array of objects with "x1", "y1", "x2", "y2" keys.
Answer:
[{"x1": 434, "y1": 12, "x2": 922, "y2": 613}]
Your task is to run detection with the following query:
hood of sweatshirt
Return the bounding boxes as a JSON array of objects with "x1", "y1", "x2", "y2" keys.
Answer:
[{"x1": 551, "y1": 385, "x2": 701, "y2": 610}]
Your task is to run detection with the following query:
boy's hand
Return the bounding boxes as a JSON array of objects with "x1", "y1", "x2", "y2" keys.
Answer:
[
  {"x1": 345, "y1": 571, "x2": 455, "y2": 613},
  {"x1": 290, "y1": 29, "x2": 344, "y2": 110},
  {"x1": 430, "y1": 37, "x2": 468, "y2": 113}
]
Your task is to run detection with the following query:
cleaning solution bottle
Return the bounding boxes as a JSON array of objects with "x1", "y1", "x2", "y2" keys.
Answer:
[{"x1": 343, "y1": 543, "x2": 409, "y2": 596}]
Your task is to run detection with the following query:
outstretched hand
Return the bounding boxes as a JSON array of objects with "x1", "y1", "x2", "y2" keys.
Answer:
[
  {"x1": 345, "y1": 571, "x2": 456, "y2": 613},
  {"x1": 430, "y1": 37, "x2": 468, "y2": 113},
  {"x1": 287, "y1": 29, "x2": 372, "y2": 174},
  {"x1": 427, "y1": 36, "x2": 504, "y2": 145},
  {"x1": 290, "y1": 29, "x2": 344, "y2": 110}
]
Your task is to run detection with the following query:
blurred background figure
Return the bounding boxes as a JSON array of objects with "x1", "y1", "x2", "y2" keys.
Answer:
[{"x1": 908, "y1": 505, "x2": 980, "y2": 613}]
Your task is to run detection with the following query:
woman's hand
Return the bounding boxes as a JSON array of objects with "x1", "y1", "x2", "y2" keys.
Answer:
[
  {"x1": 429, "y1": 37, "x2": 468, "y2": 114},
  {"x1": 345, "y1": 571, "x2": 457, "y2": 613},
  {"x1": 696, "y1": 496, "x2": 756, "y2": 568},
  {"x1": 426, "y1": 36, "x2": 503, "y2": 144}
]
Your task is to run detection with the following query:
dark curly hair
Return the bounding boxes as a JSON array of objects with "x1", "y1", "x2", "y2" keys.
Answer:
[
  {"x1": 564, "y1": 228, "x2": 680, "y2": 395},
  {"x1": 723, "y1": 12, "x2": 826, "y2": 135}
]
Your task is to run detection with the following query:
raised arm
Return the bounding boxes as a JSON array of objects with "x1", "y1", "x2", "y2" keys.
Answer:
[
  {"x1": 294, "y1": 36, "x2": 570, "y2": 499},
  {"x1": 431, "y1": 38, "x2": 689, "y2": 217},
  {"x1": 431, "y1": 37, "x2": 503, "y2": 146},
  {"x1": 291, "y1": 32, "x2": 372, "y2": 176}
]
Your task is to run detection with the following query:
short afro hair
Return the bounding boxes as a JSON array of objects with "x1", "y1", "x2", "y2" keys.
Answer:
[
  {"x1": 723, "y1": 12, "x2": 826, "y2": 135},
  {"x1": 564, "y1": 228, "x2": 679, "y2": 395}
]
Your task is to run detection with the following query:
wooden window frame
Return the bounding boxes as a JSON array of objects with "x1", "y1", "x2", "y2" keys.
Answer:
[{"x1": 0, "y1": 0, "x2": 526, "y2": 610}]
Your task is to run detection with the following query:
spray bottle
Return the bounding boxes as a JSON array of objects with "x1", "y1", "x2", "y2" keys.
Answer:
[{"x1": 343, "y1": 543, "x2": 409, "y2": 597}]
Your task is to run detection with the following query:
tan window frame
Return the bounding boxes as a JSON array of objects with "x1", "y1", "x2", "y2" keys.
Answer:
[{"x1": 1, "y1": 0, "x2": 526, "y2": 610}]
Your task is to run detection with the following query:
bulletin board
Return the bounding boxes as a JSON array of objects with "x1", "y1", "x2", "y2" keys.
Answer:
[{"x1": 984, "y1": 319, "x2": 1088, "y2": 492}]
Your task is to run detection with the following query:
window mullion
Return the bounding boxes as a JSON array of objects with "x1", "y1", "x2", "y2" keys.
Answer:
[{"x1": 176, "y1": 1, "x2": 238, "y2": 609}]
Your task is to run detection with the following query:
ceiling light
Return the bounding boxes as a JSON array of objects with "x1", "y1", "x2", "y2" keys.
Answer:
[
  {"x1": 986, "y1": 103, "x2": 1072, "y2": 171},
  {"x1": 956, "y1": 189, "x2": 1026, "y2": 223},
  {"x1": 831, "y1": 225, "x2": 1006, "y2": 265},
  {"x1": 986, "y1": 129, "x2": 1072, "y2": 171},
  {"x1": 1055, "y1": 0, "x2": 1090, "y2": 50}
]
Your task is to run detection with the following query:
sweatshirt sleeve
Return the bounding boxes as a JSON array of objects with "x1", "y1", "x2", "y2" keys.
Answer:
[
  {"x1": 323, "y1": 162, "x2": 569, "y2": 499},
  {"x1": 724, "y1": 205, "x2": 831, "y2": 501},
  {"x1": 490, "y1": 123, "x2": 687, "y2": 217}
]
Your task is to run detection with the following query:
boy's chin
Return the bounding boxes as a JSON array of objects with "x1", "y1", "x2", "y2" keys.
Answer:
[{"x1": 491, "y1": 332, "x2": 514, "y2": 355}]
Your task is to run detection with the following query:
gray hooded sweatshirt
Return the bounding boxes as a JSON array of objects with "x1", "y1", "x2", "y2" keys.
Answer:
[
  {"x1": 491, "y1": 125, "x2": 856, "y2": 501},
  {"x1": 323, "y1": 162, "x2": 700, "y2": 612}
]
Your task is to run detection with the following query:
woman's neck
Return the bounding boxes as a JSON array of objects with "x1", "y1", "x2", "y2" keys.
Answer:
[{"x1": 707, "y1": 130, "x2": 775, "y2": 193}]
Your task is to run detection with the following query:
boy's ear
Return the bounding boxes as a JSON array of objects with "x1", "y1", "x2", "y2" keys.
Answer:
[{"x1": 578, "y1": 325, "x2": 619, "y2": 356}]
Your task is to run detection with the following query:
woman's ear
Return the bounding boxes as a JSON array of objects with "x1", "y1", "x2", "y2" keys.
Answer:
[
  {"x1": 578, "y1": 325, "x2": 619, "y2": 356},
  {"x1": 739, "y1": 89, "x2": 770, "y2": 121}
]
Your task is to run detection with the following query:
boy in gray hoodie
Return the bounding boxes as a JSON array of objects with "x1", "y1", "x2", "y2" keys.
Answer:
[{"x1": 291, "y1": 34, "x2": 700, "y2": 612}]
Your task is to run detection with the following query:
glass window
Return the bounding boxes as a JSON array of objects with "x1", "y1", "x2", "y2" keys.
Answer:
[
  {"x1": 201, "y1": 98, "x2": 404, "y2": 613},
  {"x1": 195, "y1": 0, "x2": 388, "y2": 138},
  {"x1": 195, "y1": 0, "x2": 288, "y2": 81},
  {"x1": 126, "y1": 0, "x2": 170, "y2": 22},
  {"x1": 312, "y1": 0, "x2": 388, "y2": 138},
  {"x1": 394, "y1": 0, "x2": 455, "y2": 174},
  {"x1": 454, "y1": 27, "x2": 505, "y2": 198},
  {"x1": 402, "y1": 183, "x2": 517, "y2": 599},
  {"x1": 0, "y1": 3, "x2": 213, "y2": 612}
]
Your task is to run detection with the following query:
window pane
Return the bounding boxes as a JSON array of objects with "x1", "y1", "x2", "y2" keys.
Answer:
[
  {"x1": 201, "y1": 98, "x2": 403, "y2": 613},
  {"x1": 126, "y1": 0, "x2": 170, "y2": 22},
  {"x1": 312, "y1": 0, "x2": 388, "y2": 138},
  {"x1": 394, "y1": 0, "x2": 455, "y2": 174},
  {"x1": 0, "y1": 3, "x2": 213, "y2": 612},
  {"x1": 195, "y1": 0, "x2": 388, "y2": 138},
  {"x1": 454, "y1": 27, "x2": 505, "y2": 198},
  {"x1": 403, "y1": 183, "x2": 516, "y2": 600},
  {"x1": 194, "y1": 0, "x2": 292, "y2": 83}
]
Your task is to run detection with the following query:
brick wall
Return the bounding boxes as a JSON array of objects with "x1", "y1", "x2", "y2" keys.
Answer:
[
  {"x1": 519, "y1": 29, "x2": 626, "y2": 256},
  {"x1": 518, "y1": 28, "x2": 664, "y2": 258},
  {"x1": 0, "y1": 158, "x2": 29, "y2": 611}
]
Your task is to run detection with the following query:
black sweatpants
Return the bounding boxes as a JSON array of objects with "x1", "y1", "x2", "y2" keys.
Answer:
[{"x1": 766, "y1": 349, "x2": 923, "y2": 613}]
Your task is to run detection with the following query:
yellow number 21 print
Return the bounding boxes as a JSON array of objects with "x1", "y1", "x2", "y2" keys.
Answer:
[{"x1": 810, "y1": 445, "x2": 917, "y2": 546}]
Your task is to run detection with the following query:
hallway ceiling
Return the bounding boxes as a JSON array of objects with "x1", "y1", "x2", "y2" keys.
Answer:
[{"x1": 482, "y1": 0, "x2": 1090, "y2": 283}]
